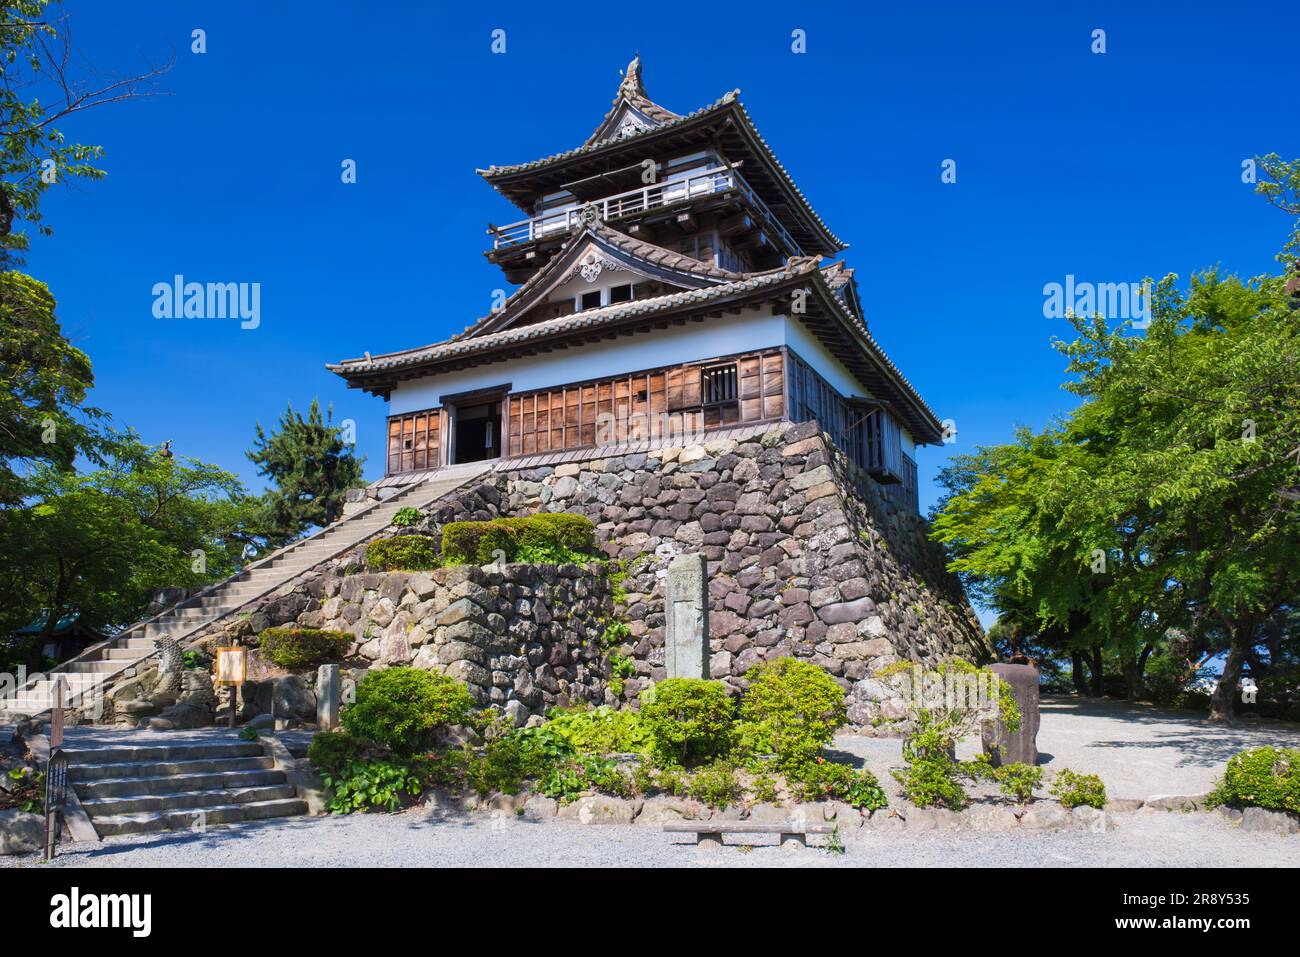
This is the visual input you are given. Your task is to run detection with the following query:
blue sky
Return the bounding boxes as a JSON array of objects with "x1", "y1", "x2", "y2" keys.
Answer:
[{"x1": 30, "y1": 0, "x2": 1298, "y2": 520}]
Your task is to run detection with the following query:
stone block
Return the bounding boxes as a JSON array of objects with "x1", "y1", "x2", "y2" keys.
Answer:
[
  {"x1": 665, "y1": 553, "x2": 709, "y2": 680},
  {"x1": 981, "y1": 663, "x2": 1040, "y2": 767}
]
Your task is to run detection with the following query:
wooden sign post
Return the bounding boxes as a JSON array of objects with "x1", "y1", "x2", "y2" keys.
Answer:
[{"x1": 214, "y1": 643, "x2": 248, "y2": 728}]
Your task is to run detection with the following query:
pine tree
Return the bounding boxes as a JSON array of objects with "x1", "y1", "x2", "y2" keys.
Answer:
[{"x1": 247, "y1": 399, "x2": 364, "y2": 541}]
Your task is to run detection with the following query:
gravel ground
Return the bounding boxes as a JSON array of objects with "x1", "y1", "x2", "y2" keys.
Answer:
[
  {"x1": 836, "y1": 695, "x2": 1300, "y2": 801},
  {"x1": 2, "y1": 805, "x2": 1294, "y2": 868}
]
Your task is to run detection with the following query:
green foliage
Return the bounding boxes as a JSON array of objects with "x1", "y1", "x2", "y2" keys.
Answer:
[
  {"x1": 307, "y1": 730, "x2": 377, "y2": 777},
  {"x1": 390, "y1": 506, "x2": 422, "y2": 528},
  {"x1": 536, "y1": 755, "x2": 632, "y2": 804},
  {"x1": 365, "y1": 535, "x2": 439, "y2": 571},
  {"x1": 258, "y1": 627, "x2": 351, "y2": 669},
  {"x1": 787, "y1": 758, "x2": 888, "y2": 810},
  {"x1": 544, "y1": 705, "x2": 650, "y2": 755},
  {"x1": 1206, "y1": 746, "x2": 1300, "y2": 813},
  {"x1": 247, "y1": 399, "x2": 364, "y2": 542},
  {"x1": 323, "y1": 759, "x2": 422, "y2": 813},
  {"x1": 238, "y1": 725, "x2": 259, "y2": 742},
  {"x1": 0, "y1": 766, "x2": 44, "y2": 814},
  {"x1": 341, "y1": 667, "x2": 474, "y2": 756},
  {"x1": 1050, "y1": 769, "x2": 1108, "y2": 809},
  {"x1": 684, "y1": 760, "x2": 742, "y2": 809},
  {"x1": 466, "y1": 730, "x2": 565, "y2": 798},
  {"x1": 740, "y1": 658, "x2": 847, "y2": 770},
  {"x1": 993, "y1": 762, "x2": 1044, "y2": 805},
  {"x1": 891, "y1": 713, "x2": 974, "y2": 809},
  {"x1": 440, "y1": 513, "x2": 597, "y2": 565},
  {"x1": 638, "y1": 679, "x2": 735, "y2": 768}
]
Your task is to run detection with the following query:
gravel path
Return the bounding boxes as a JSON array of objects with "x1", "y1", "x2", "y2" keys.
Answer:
[
  {"x1": 2, "y1": 806, "x2": 1294, "y2": 869},
  {"x1": 836, "y1": 696, "x2": 1300, "y2": 800}
]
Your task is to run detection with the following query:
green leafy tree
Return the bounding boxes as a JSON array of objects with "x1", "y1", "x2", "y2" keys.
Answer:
[
  {"x1": 0, "y1": 271, "x2": 102, "y2": 505},
  {"x1": 0, "y1": 1, "x2": 169, "y2": 264},
  {"x1": 247, "y1": 399, "x2": 364, "y2": 542},
  {"x1": 0, "y1": 430, "x2": 269, "y2": 661}
]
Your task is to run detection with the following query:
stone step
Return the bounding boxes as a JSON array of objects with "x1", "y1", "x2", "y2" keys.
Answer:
[
  {"x1": 102, "y1": 647, "x2": 148, "y2": 660},
  {"x1": 82, "y1": 783, "x2": 295, "y2": 817},
  {"x1": 70, "y1": 754, "x2": 275, "y2": 783},
  {"x1": 90, "y1": 797, "x2": 307, "y2": 836},
  {"x1": 76, "y1": 767, "x2": 287, "y2": 800},
  {"x1": 67, "y1": 741, "x2": 266, "y2": 765}
]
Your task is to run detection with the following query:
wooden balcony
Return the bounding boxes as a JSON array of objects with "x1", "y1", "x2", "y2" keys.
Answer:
[{"x1": 486, "y1": 167, "x2": 801, "y2": 258}]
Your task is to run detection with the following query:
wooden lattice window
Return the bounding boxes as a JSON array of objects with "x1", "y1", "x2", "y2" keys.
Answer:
[{"x1": 701, "y1": 363, "x2": 738, "y2": 406}]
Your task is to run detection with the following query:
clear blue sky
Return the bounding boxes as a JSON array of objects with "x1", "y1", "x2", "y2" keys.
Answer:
[{"x1": 31, "y1": 0, "x2": 1298, "y2": 519}]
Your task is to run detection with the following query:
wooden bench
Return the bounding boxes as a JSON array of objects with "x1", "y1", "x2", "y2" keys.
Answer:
[{"x1": 663, "y1": 821, "x2": 835, "y2": 848}]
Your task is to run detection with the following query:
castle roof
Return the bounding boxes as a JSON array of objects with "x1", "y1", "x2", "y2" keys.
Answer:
[{"x1": 477, "y1": 58, "x2": 844, "y2": 256}]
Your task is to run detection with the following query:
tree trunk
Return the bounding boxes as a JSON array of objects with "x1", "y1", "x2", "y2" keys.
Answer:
[
  {"x1": 1209, "y1": 635, "x2": 1246, "y2": 723},
  {"x1": 1071, "y1": 651, "x2": 1088, "y2": 695},
  {"x1": 1123, "y1": 658, "x2": 1143, "y2": 700},
  {"x1": 1089, "y1": 645, "x2": 1104, "y2": 697}
]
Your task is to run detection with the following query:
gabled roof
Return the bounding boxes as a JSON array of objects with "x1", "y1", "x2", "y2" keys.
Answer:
[
  {"x1": 455, "y1": 220, "x2": 746, "y2": 340},
  {"x1": 583, "y1": 56, "x2": 681, "y2": 146}
]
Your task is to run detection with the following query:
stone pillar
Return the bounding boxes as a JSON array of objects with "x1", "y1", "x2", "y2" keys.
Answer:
[
  {"x1": 981, "y1": 662, "x2": 1040, "y2": 766},
  {"x1": 316, "y1": 664, "x2": 340, "y2": 730},
  {"x1": 665, "y1": 553, "x2": 709, "y2": 680}
]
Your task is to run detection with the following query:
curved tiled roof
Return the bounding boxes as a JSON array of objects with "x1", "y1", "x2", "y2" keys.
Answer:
[
  {"x1": 451, "y1": 221, "x2": 748, "y2": 342},
  {"x1": 583, "y1": 56, "x2": 681, "y2": 146}
]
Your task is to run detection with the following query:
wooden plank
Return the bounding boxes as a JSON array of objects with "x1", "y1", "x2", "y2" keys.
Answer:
[{"x1": 661, "y1": 822, "x2": 835, "y2": 834}]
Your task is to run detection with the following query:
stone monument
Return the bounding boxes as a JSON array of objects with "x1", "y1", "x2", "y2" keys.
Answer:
[
  {"x1": 981, "y1": 662, "x2": 1040, "y2": 766},
  {"x1": 665, "y1": 553, "x2": 708, "y2": 679},
  {"x1": 317, "y1": 664, "x2": 340, "y2": 730}
]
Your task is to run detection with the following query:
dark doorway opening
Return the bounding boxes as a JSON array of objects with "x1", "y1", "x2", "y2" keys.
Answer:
[{"x1": 453, "y1": 402, "x2": 501, "y2": 464}]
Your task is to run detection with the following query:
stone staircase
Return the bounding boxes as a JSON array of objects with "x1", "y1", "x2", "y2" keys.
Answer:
[
  {"x1": 64, "y1": 729, "x2": 306, "y2": 837},
  {"x1": 0, "y1": 462, "x2": 492, "y2": 719}
]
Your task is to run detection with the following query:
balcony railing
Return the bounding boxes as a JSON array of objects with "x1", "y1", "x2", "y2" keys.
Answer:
[{"x1": 488, "y1": 167, "x2": 800, "y2": 255}]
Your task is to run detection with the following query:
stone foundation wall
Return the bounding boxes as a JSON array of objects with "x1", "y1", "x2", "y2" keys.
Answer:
[
  {"x1": 197, "y1": 563, "x2": 614, "y2": 726},
  {"x1": 422, "y1": 421, "x2": 988, "y2": 725}
]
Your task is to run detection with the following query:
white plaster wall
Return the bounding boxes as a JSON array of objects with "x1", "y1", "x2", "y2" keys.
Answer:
[
  {"x1": 781, "y1": 316, "x2": 873, "y2": 400},
  {"x1": 388, "y1": 309, "x2": 786, "y2": 414}
]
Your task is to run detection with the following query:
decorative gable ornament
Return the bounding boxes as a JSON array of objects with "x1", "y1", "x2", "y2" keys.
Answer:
[
  {"x1": 614, "y1": 112, "x2": 652, "y2": 138},
  {"x1": 576, "y1": 251, "x2": 619, "y2": 283}
]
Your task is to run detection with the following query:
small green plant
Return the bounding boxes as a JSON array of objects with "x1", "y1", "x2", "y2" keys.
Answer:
[
  {"x1": 258, "y1": 627, "x2": 351, "y2": 669},
  {"x1": 545, "y1": 705, "x2": 650, "y2": 755},
  {"x1": 238, "y1": 725, "x2": 259, "y2": 741},
  {"x1": 2, "y1": 767, "x2": 44, "y2": 814},
  {"x1": 391, "y1": 506, "x2": 423, "y2": 527},
  {"x1": 891, "y1": 713, "x2": 972, "y2": 809},
  {"x1": 341, "y1": 667, "x2": 475, "y2": 756},
  {"x1": 749, "y1": 770, "x2": 780, "y2": 804},
  {"x1": 599, "y1": 619, "x2": 632, "y2": 651},
  {"x1": 740, "y1": 657, "x2": 847, "y2": 771},
  {"x1": 824, "y1": 824, "x2": 846, "y2": 856},
  {"x1": 685, "y1": 760, "x2": 742, "y2": 808},
  {"x1": 1050, "y1": 768, "x2": 1107, "y2": 809},
  {"x1": 364, "y1": 535, "x2": 439, "y2": 571},
  {"x1": 324, "y1": 759, "x2": 422, "y2": 813},
  {"x1": 1206, "y1": 746, "x2": 1300, "y2": 813},
  {"x1": 993, "y1": 762, "x2": 1043, "y2": 806},
  {"x1": 788, "y1": 758, "x2": 888, "y2": 810},
  {"x1": 307, "y1": 730, "x2": 378, "y2": 776},
  {"x1": 638, "y1": 678, "x2": 735, "y2": 768}
]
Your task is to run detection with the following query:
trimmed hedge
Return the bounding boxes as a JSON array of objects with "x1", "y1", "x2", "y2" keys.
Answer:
[
  {"x1": 365, "y1": 534, "x2": 439, "y2": 571},
  {"x1": 441, "y1": 513, "x2": 596, "y2": 565},
  {"x1": 638, "y1": 678, "x2": 734, "y2": 768},
  {"x1": 341, "y1": 667, "x2": 475, "y2": 756},
  {"x1": 258, "y1": 627, "x2": 352, "y2": 669}
]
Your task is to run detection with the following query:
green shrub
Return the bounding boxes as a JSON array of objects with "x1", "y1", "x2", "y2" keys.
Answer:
[
  {"x1": 993, "y1": 762, "x2": 1044, "y2": 805},
  {"x1": 1206, "y1": 746, "x2": 1300, "y2": 813},
  {"x1": 341, "y1": 667, "x2": 475, "y2": 756},
  {"x1": 685, "y1": 760, "x2": 742, "y2": 808},
  {"x1": 544, "y1": 706, "x2": 650, "y2": 755},
  {"x1": 390, "y1": 506, "x2": 423, "y2": 528},
  {"x1": 638, "y1": 679, "x2": 734, "y2": 767},
  {"x1": 740, "y1": 658, "x2": 847, "y2": 769},
  {"x1": 307, "y1": 730, "x2": 377, "y2": 776},
  {"x1": 258, "y1": 627, "x2": 352, "y2": 669},
  {"x1": 440, "y1": 513, "x2": 597, "y2": 566},
  {"x1": 891, "y1": 713, "x2": 970, "y2": 809},
  {"x1": 1050, "y1": 768, "x2": 1108, "y2": 809},
  {"x1": 323, "y1": 759, "x2": 422, "y2": 813},
  {"x1": 788, "y1": 758, "x2": 888, "y2": 810},
  {"x1": 365, "y1": 535, "x2": 439, "y2": 571},
  {"x1": 536, "y1": 755, "x2": 631, "y2": 803}
]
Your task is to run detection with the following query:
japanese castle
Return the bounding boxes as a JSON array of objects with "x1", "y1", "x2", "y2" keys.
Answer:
[{"x1": 329, "y1": 57, "x2": 940, "y2": 512}]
